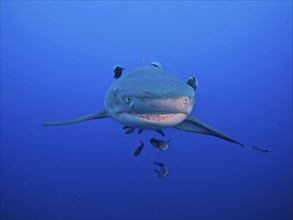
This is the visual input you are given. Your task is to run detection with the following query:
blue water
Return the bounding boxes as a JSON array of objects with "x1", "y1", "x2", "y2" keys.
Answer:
[{"x1": 1, "y1": 1, "x2": 292, "y2": 220}]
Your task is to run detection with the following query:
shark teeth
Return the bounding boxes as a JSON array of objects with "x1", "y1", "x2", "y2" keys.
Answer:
[{"x1": 129, "y1": 113, "x2": 177, "y2": 121}]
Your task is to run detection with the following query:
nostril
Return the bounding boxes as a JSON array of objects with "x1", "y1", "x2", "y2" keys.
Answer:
[{"x1": 182, "y1": 97, "x2": 189, "y2": 104}]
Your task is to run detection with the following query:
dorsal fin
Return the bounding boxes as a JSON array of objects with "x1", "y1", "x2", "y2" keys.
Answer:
[{"x1": 150, "y1": 61, "x2": 162, "y2": 68}]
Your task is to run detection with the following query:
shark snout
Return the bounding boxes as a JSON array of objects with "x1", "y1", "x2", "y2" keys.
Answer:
[{"x1": 172, "y1": 96, "x2": 191, "y2": 111}]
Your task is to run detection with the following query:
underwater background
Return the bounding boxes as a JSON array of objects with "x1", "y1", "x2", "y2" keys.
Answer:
[{"x1": 1, "y1": 1, "x2": 292, "y2": 220}]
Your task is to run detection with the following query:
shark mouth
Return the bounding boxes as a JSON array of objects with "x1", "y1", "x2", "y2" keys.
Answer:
[
  {"x1": 126, "y1": 112, "x2": 188, "y2": 123},
  {"x1": 115, "y1": 112, "x2": 188, "y2": 129},
  {"x1": 129, "y1": 113, "x2": 182, "y2": 121}
]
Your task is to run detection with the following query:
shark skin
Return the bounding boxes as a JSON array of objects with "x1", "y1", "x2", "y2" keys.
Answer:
[{"x1": 44, "y1": 64, "x2": 243, "y2": 146}]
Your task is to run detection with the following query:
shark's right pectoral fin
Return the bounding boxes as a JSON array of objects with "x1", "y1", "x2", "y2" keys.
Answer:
[
  {"x1": 173, "y1": 115, "x2": 244, "y2": 146},
  {"x1": 43, "y1": 109, "x2": 109, "y2": 126}
]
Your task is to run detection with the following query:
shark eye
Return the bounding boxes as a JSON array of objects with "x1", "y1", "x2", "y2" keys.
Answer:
[{"x1": 124, "y1": 97, "x2": 131, "y2": 103}]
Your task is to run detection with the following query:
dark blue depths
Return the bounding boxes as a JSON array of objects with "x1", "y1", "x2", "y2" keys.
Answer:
[{"x1": 1, "y1": 1, "x2": 292, "y2": 220}]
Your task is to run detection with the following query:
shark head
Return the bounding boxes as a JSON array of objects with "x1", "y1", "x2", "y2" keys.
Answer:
[{"x1": 104, "y1": 65, "x2": 195, "y2": 129}]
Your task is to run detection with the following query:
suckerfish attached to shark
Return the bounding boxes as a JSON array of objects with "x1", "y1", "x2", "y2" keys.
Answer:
[{"x1": 44, "y1": 63, "x2": 243, "y2": 146}]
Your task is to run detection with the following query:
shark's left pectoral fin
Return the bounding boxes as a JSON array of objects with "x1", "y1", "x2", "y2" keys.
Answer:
[
  {"x1": 43, "y1": 109, "x2": 109, "y2": 126},
  {"x1": 173, "y1": 115, "x2": 244, "y2": 146}
]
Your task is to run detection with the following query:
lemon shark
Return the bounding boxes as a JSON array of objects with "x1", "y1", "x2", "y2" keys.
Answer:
[{"x1": 44, "y1": 64, "x2": 243, "y2": 146}]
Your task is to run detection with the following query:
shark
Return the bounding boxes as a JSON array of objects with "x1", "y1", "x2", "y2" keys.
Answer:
[{"x1": 44, "y1": 63, "x2": 243, "y2": 146}]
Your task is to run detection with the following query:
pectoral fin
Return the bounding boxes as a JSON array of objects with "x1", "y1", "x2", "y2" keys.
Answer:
[
  {"x1": 173, "y1": 115, "x2": 244, "y2": 146},
  {"x1": 43, "y1": 109, "x2": 109, "y2": 126}
]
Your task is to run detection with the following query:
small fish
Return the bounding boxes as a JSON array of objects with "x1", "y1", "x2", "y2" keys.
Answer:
[
  {"x1": 149, "y1": 138, "x2": 171, "y2": 151},
  {"x1": 252, "y1": 145, "x2": 271, "y2": 152},
  {"x1": 138, "y1": 128, "x2": 143, "y2": 134},
  {"x1": 133, "y1": 140, "x2": 144, "y2": 157},
  {"x1": 113, "y1": 65, "x2": 125, "y2": 79},
  {"x1": 152, "y1": 159, "x2": 169, "y2": 179},
  {"x1": 155, "y1": 129, "x2": 165, "y2": 137},
  {"x1": 123, "y1": 126, "x2": 135, "y2": 134}
]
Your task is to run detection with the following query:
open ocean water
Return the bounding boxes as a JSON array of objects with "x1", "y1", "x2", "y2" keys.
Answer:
[{"x1": 1, "y1": 1, "x2": 292, "y2": 220}]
